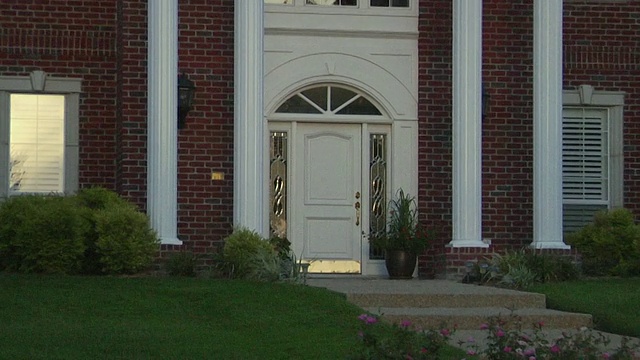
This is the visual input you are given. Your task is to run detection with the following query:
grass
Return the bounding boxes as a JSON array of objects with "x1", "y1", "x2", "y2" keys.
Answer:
[
  {"x1": 0, "y1": 274, "x2": 464, "y2": 359},
  {"x1": 529, "y1": 277, "x2": 640, "y2": 338}
]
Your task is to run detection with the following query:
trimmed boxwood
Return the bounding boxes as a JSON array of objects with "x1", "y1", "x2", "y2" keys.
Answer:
[
  {"x1": 0, "y1": 188, "x2": 159, "y2": 275},
  {"x1": 94, "y1": 206, "x2": 159, "y2": 274},
  {"x1": 567, "y1": 208, "x2": 640, "y2": 276},
  {"x1": 0, "y1": 195, "x2": 86, "y2": 274}
]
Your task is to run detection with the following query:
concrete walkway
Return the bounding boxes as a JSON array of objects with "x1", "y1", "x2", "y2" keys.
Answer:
[{"x1": 307, "y1": 277, "x2": 640, "y2": 355}]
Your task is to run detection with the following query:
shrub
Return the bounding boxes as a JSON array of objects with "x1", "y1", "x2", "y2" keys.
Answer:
[
  {"x1": 269, "y1": 235, "x2": 306, "y2": 282},
  {"x1": 75, "y1": 187, "x2": 137, "y2": 274},
  {"x1": 468, "y1": 248, "x2": 580, "y2": 289},
  {"x1": 94, "y1": 206, "x2": 159, "y2": 275},
  {"x1": 460, "y1": 315, "x2": 640, "y2": 360},
  {"x1": 0, "y1": 195, "x2": 86, "y2": 274},
  {"x1": 0, "y1": 189, "x2": 158, "y2": 275},
  {"x1": 165, "y1": 251, "x2": 198, "y2": 277},
  {"x1": 566, "y1": 208, "x2": 640, "y2": 276},
  {"x1": 222, "y1": 227, "x2": 280, "y2": 280},
  {"x1": 75, "y1": 186, "x2": 134, "y2": 210},
  {"x1": 350, "y1": 314, "x2": 453, "y2": 360}
]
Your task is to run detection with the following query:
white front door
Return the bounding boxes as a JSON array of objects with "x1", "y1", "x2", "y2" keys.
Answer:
[{"x1": 293, "y1": 123, "x2": 362, "y2": 273}]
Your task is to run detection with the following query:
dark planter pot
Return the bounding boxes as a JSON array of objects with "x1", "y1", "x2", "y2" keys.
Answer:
[{"x1": 384, "y1": 250, "x2": 417, "y2": 279}]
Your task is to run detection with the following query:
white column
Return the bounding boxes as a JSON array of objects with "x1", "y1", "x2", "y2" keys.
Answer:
[
  {"x1": 234, "y1": 1, "x2": 266, "y2": 235},
  {"x1": 532, "y1": 0, "x2": 569, "y2": 249},
  {"x1": 450, "y1": 0, "x2": 486, "y2": 248},
  {"x1": 147, "y1": 0, "x2": 180, "y2": 245}
]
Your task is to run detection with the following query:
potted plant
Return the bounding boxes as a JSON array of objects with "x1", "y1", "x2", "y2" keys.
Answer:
[{"x1": 369, "y1": 189, "x2": 430, "y2": 279}]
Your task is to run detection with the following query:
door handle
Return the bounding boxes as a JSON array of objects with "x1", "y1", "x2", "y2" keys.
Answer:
[{"x1": 355, "y1": 201, "x2": 361, "y2": 226}]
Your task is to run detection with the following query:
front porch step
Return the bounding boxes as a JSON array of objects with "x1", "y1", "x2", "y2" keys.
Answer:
[
  {"x1": 306, "y1": 279, "x2": 594, "y2": 331},
  {"x1": 347, "y1": 292, "x2": 546, "y2": 310},
  {"x1": 364, "y1": 307, "x2": 593, "y2": 331}
]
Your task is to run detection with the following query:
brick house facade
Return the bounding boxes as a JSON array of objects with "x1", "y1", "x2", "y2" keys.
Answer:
[{"x1": 1, "y1": 0, "x2": 638, "y2": 278}]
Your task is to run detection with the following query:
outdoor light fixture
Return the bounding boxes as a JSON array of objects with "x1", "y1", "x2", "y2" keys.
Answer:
[
  {"x1": 177, "y1": 73, "x2": 195, "y2": 129},
  {"x1": 482, "y1": 84, "x2": 490, "y2": 120}
]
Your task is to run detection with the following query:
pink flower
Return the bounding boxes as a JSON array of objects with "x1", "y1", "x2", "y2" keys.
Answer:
[
  {"x1": 496, "y1": 329, "x2": 505, "y2": 337},
  {"x1": 420, "y1": 348, "x2": 427, "y2": 354},
  {"x1": 467, "y1": 349, "x2": 477, "y2": 355},
  {"x1": 537, "y1": 321, "x2": 545, "y2": 327},
  {"x1": 524, "y1": 348, "x2": 535, "y2": 356},
  {"x1": 529, "y1": 357, "x2": 536, "y2": 360},
  {"x1": 440, "y1": 328, "x2": 450, "y2": 336},
  {"x1": 503, "y1": 346, "x2": 512, "y2": 353},
  {"x1": 550, "y1": 344, "x2": 561, "y2": 353},
  {"x1": 466, "y1": 336, "x2": 475, "y2": 343},
  {"x1": 602, "y1": 353, "x2": 611, "y2": 359},
  {"x1": 358, "y1": 314, "x2": 378, "y2": 324},
  {"x1": 480, "y1": 323, "x2": 489, "y2": 330},
  {"x1": 400, "y1": 320, "x2": 412, "y2": 328}
]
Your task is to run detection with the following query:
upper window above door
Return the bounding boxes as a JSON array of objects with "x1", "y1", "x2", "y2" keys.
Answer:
[
  {"x1": 265, "y1": 0, "x2": 416, "y2": 37},
  {"x1": 275, "y1": 85, "x2": 383, "y2": 116},
  {"x1": 266, "y1": 0, "x2": 410, "y2": 8}
]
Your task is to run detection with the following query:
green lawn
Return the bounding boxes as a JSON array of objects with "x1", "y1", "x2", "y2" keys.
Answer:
[
  {"x1": 0, "y1": 274, "x2": 463, "y2": 359},
  {"x1": 529, "y1": 277, "x2": 640, "y2": 338}
]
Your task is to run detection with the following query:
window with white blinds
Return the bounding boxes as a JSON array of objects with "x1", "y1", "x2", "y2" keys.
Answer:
[
  {"x1": 562, "y1": 107, "x2": 610, "y2": 232},
  {"x1": 9, "y1": 94, "x2": 65, "y2": 194}
]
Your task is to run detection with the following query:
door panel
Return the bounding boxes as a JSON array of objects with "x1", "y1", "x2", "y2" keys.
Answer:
[{"x1": 294, "y1": 123, "x2": 362, "y2": 273}]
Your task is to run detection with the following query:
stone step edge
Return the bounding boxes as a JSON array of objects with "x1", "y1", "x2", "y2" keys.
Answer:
[
  {"x1": 364, "y1": 307, "x2": 593, "y2": 330},
  {"x1": 347, "y1": 292, "x2": 546, "y2": 309}
]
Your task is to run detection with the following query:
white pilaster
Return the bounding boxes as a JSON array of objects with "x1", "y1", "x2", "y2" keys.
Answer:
[
  {"x1": 147, "y1": 0, "x2": 180, "y2": 245},
  {"x1": 450, "y1": 0, "x2": 486, "y2": 248},
  {"x1": 532, "y1": 0, "x2": 569, "y2": 249},
  {"x1": 234, "y1": 1, "x2": 266, "y2": 235}
]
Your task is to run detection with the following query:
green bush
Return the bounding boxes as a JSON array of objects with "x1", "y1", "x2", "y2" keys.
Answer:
[
  {"x1": 94, "y1": 206, "x2": 159, "y2": 275},
  {"x1": 165, "y1": 251, "x2": 198, "y2": 277},
  {"x1": 222, "y1": 227, "x2": 280, "y2": 280},
  {"x1": 75, "y1": 187, "x2": 137, "y2": 274},
  {"x1": 567, "y1": 208, "x2": 640, "y2": 276},
  {"x1": 470, "y1": 248, "x2": 581, "y2": 289},
  {"x1": 0, "y1": 188, "x2": 159, "y2": 276},
  {"x1": 0, "y1": 195, "x2": 86, "y2": 274},
  {"x1": 75, "y1": 187, "x2": 134, "y2": 210}
]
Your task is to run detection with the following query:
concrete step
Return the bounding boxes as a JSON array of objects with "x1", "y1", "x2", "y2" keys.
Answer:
[
  {"x1": 347, "y1": 292, "x2": 546, "y2": 310},
  {"x1": 364, "y1": 306, "x2": 593, "y2": 330},
  {"x1": 307, "y1": 278, "x2": 593, "y2": 332}
]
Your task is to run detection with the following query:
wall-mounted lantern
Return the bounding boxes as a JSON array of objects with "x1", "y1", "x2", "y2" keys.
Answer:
[
  {"x1": 482, "y1": 84, "x2": 490, "y2": 120},
  {"x1": 178, "y1": 73, "x2": 195, "y2": 129}
]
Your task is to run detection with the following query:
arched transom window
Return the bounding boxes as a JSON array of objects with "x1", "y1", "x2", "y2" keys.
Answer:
[{"x1": 275, "y1": 85, "x2": 382, "y2": 116}]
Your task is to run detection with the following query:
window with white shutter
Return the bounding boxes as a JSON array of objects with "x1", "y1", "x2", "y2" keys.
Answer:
[
  {"x1": 561, "y1": 87, "x2": 624, "y2": 234},
  {"x1": 562, "y1": 107, "x2": 609, "y2": 232}
]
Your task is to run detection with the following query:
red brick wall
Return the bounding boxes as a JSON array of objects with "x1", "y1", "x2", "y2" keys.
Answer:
[
  {"x1": 1, "y1": 0, "x2": 236, "y2": 256},
  {"x1": 117, "y1": 0, "x2": 236, "y2": 254},
  {"x1": 418, "y1": 0, "x2": 640, "y2": 278},
  {"x1": 0, "y1": 0, "x2": 119, "y2": 191},
  {"x1": 482, "y1": 1, "x2": 534, "y2": 250},
  {"x1": 417, "y1": 0, "x2": 454, "y2": 278},
  {"x1": 176, "y1": 0, "x2": 235, "y2": 253},
  {"x1": 563, "y1": 0, "x2": 640, "y2": 216},
  {"x1": 4, "y1": 0, "x2": 638, "y2": 275},
  {"x1": 117, "y1": 0, "x2": 148, "y2": 209}
]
